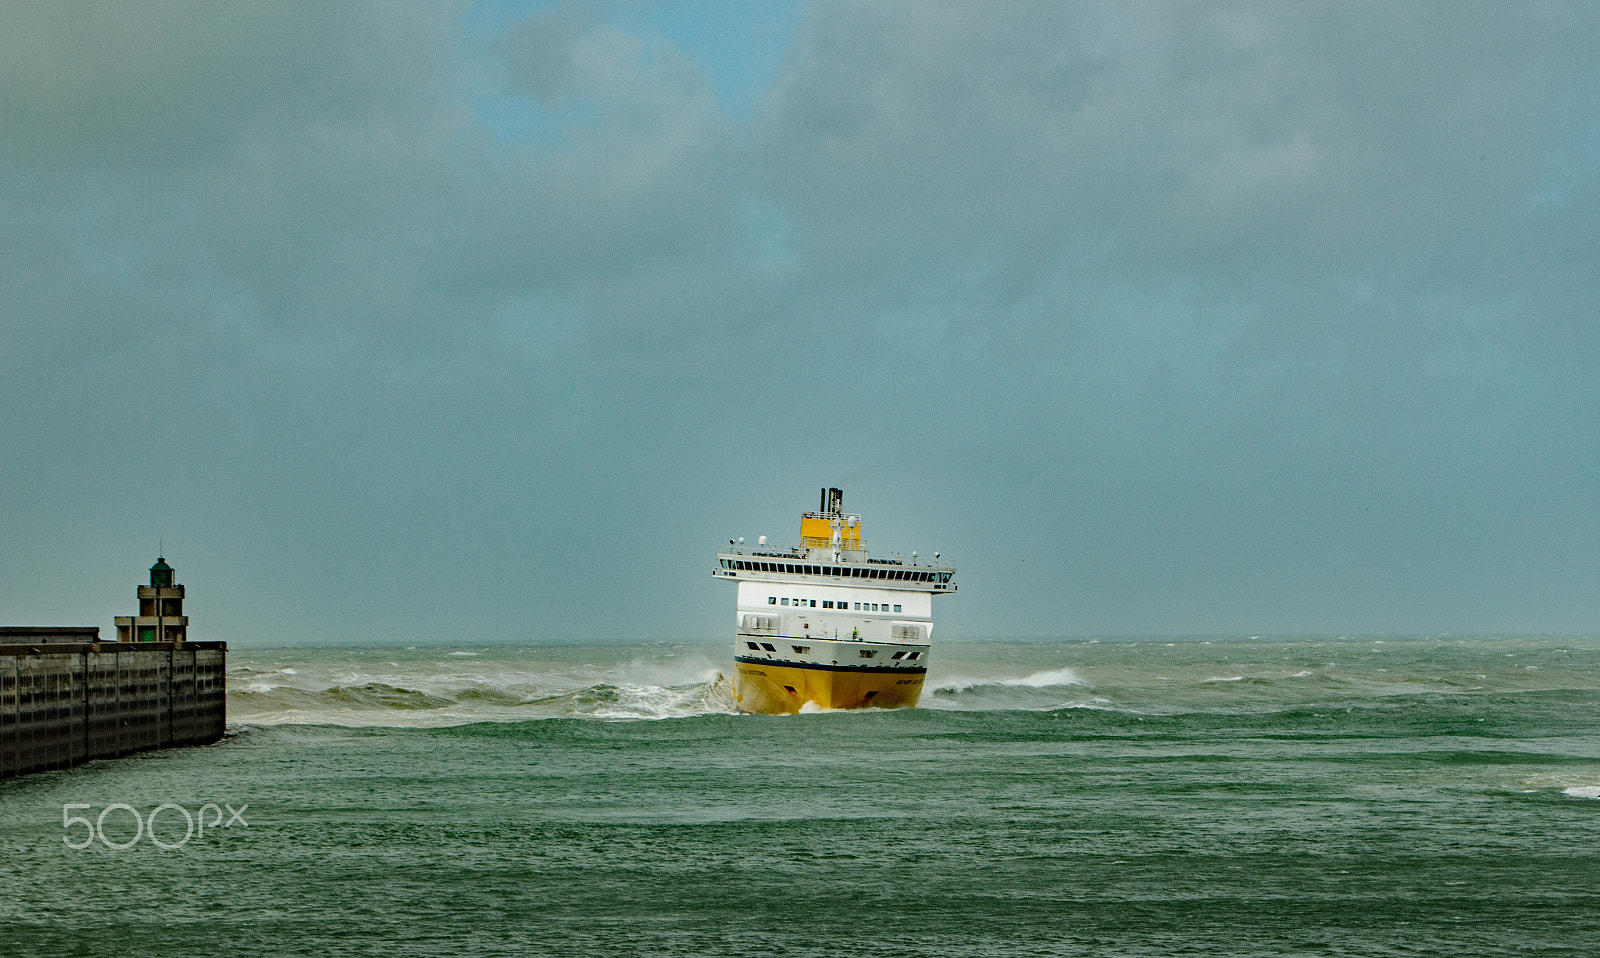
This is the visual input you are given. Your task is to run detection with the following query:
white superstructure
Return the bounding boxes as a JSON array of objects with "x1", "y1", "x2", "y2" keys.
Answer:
[{"x1": 713, "y1": 487, "x2": 956, "y2": 712}]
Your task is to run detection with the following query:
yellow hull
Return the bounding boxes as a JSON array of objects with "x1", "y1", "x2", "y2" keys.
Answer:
[{"x1": 733, "y1": 660, "x2": 926, "y2": 714}]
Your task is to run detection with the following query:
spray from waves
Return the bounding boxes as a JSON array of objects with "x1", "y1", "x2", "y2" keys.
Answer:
[
  {"x1": 920, "y1": 666, "x2": 1109, "y2": 712},
  {"x1": 928, "y1": 666, "x2": 1086, "y2": 695},
  {"x1": 227, "y1": 652, "x2": 738, "y2": 727}
]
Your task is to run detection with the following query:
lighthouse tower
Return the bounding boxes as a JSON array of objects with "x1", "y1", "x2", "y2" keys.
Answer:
[{"x1": 114, "y1": 557, "x2": 189, "y2": 643}]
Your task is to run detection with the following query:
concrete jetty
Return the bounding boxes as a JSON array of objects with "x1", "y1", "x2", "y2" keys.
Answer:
[
  {"x1": 1, "y1": 557, "x2": 227, "y2": 779},
  {"x1": 0, "y1": 633, "x2": 227, "y2": 778}
]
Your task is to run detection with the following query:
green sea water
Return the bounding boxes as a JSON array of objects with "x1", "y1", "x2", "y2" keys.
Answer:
[{"x1": 3, "y1": 635, "x2": 1599, "y2": 957}]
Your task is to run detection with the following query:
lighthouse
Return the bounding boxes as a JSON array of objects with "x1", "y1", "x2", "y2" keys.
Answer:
[{"x1": 114, "y1": 556, "x2": 189, "y2": 643}]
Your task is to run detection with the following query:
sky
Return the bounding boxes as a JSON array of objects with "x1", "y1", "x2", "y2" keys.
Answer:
[{"x1": 3, "y1": 1, "x2": 1598, "y2": 644}]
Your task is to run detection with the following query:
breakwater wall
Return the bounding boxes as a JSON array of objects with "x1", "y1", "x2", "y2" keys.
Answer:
[{"x1": 0, "y1": 641, "x2": 226, "y2": 779}]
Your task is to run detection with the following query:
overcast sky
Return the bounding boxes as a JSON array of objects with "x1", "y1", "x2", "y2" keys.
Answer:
[{"x1": 4, "y1": 1, "x2": 1597, "y2": 644}]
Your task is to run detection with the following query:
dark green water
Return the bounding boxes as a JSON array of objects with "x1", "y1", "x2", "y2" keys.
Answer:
[{"x1": 3, "y1": 636, "x2": 1598, "y2": 956}]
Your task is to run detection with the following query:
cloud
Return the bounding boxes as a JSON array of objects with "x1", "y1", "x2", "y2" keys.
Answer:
[{"x1": 3, "y1": 1, "x2": 1598, "y2": 638}]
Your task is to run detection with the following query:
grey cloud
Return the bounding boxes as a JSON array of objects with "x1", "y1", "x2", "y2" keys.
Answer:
[{"x1": 3, "y1": 1, "x2": 1598, "y2": 641}]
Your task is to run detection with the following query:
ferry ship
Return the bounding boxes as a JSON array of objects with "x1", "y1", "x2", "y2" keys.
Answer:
[{"x1": 713, "y1": 488, "x2": 956, "y2": 713}]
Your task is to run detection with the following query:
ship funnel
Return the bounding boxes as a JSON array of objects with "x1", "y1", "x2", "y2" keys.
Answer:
[{"x1": 825, "y1": 487, "x2": 844, "y2": 514}]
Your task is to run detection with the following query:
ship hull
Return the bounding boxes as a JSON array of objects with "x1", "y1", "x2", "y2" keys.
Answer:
[{"x1": 733, "y1": 658, "x2": 926, "y2": 714}]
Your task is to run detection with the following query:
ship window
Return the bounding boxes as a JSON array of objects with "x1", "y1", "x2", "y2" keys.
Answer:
[
  {"x1": 822, "y1": 601, "x2": 833, "y2": 609},
  {"x1": 894, "y1": 605, "x2": 902, "y2": 612},
  {"x1": 791, "y1": 646, "x2": 809, "y2": 654},
  {"x1": 769, "y1": 597, "x2": 777, "y2": 604},
  {"x1": 809, "y1": 599, "x2": 817, "y2": 607},
  {"x1": 853, "y1": 602, "x2": 861, "y2": 610},
  {"x1": 892, "y1": 651, "x2": 907, "y2": 660},
  {"x1": 761, "y1": 643, "x2": 777, "y2": 652},
  {"x1": 781, "y1": 598, "x2": 789, "y2": 606},
  {"x1": 907, "y1": 651, "x2": 921, "y2": 659},
  {"x1": 746, "y1": 642, "x2": 761, "y2": 650},
  {"x1": 859, "y1": 650, "x2": 876, "y2": 658}
]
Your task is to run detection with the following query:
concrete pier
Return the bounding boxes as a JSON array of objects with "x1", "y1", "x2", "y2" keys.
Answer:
[{"x1": 0, "y1": 638, "x2": 226, "y2": 779}]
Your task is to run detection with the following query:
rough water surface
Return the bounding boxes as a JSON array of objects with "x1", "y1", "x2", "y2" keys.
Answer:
[{"x1": 3, "y1": 635, "x2": 1598, "y2": 956}]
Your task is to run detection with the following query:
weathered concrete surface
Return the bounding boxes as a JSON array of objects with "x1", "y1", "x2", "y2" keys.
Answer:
[{"x1": 0, "y1": 641, "x2": 226, "y2": 778}]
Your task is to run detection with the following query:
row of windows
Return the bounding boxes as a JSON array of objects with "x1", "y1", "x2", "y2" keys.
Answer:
[
  {"x1": 770, "y1": 597, "x2": 902, "y2": 612},
  {"x1": 720, "y1": 558, "x2": 952, "y2": 583},
  {"x1": 742, "y1": 641, "x2": 921, "y2": 660}
]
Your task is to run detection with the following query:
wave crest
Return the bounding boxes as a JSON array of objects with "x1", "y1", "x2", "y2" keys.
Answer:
[
  {"x1": 230, "y1": 673, "x2": 736, "y2": 726},
  {"x1": 929, "y1": 666, "x2": 1085, "y2": 694}
]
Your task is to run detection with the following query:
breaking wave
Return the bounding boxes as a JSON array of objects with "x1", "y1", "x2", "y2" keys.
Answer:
[
  {"x1": 227, "y1": 652, "x2": 738, "y2": 727},
  {"x1": 921, "y1": 666, "x2": 1107, "y2": 712},
  {"x1": 231, "y1": 676, "x2": 736, "y2": 725},
  {"x1": 928, "y1": 666, "x2": 1086, "y2": 695}
]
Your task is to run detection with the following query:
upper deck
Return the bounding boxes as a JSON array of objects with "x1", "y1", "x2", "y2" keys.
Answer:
[
  {"x1": 712, "y1": 487, "x2": 956, "y2": 595},
  {"x1": 712, "y1": 549, "x2": 955, "y2": 593}
]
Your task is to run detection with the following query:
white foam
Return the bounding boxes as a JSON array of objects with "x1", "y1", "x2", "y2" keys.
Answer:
[
  {"x1": 1203, "y1": 676, "x2": 1245, "y2": 683},
  {"x1": 1005, "y1": 666, "x2": 1085, "y2": 688},
  {"x1": 1562, "y1": 786, "x2": 1600, "y2": 800},
  {"x1": 930, "y1": 666, "x2": 1084, "y2": 693},
  {"x1": 446, "y1": 651, "x2": 480, "y2": 657}
]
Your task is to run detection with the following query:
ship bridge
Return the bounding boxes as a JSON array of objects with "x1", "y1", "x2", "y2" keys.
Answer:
[{"x1": 712, "y1": 551, "x2": 955, "y2": 592}]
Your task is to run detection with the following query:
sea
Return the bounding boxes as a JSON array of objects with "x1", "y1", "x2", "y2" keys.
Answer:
[{"x1": 3, "y1": 634, "x2": 1599, "y2": 957}]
